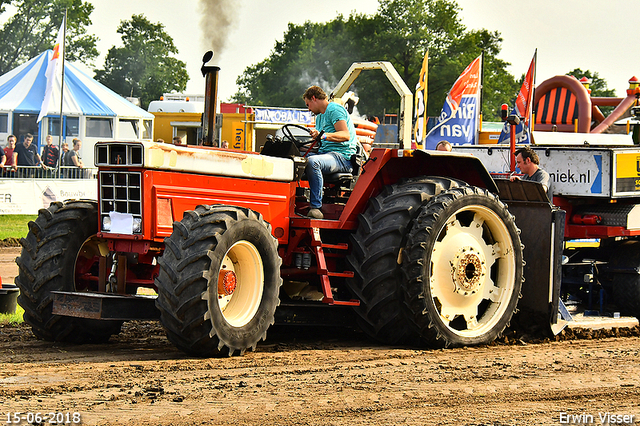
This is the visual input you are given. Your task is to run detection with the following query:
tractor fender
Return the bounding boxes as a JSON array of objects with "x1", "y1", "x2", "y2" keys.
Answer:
[
  {"x1": 411, "y1": 149, "x2": 498, "y2": 194},
  {"x1": 340, "y1": 148, "x2": 497, "y2": 226}
]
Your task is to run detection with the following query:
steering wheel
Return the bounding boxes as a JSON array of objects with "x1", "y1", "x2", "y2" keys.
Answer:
[{"x1": 280, "y1": 124, "x2": 319, "y2": 153}]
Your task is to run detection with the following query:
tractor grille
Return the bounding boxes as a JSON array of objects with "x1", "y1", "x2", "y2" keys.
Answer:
[{"x1": 100, "y1": 171, "x2": 142, "y2": 234}]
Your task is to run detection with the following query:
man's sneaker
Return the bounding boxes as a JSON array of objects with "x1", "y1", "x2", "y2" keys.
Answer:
[{"x1": 307, "y1": 208, "x2": 324, "y2": 219}]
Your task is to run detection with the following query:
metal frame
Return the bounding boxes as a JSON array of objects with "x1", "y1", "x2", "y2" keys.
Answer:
[{"x1": 330, "y1": 62, "x2": 413, "y2": 149}]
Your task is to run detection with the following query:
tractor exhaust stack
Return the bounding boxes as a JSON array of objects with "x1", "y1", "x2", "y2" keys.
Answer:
[{"x1": 201, "y1": 51, "x2": 220, "y2": 147}]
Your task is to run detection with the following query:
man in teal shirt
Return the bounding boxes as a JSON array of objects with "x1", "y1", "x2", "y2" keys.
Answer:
[{"x1": 303, "y1": 85, "x2": 358, "y2": 219}]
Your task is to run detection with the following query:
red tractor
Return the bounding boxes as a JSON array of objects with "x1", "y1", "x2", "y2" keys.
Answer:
[{"x1": 15, "y1": 54, "x2": 560, "y2": 356}]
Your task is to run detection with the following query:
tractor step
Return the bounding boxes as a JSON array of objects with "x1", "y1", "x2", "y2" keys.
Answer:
[
  {"x1": 51, "y1": 291, "x2": 160, "y2": 321},
  {"x1": 321, "y1": 242, "x2": 349, "y2": 250},
  {"x1": 327, "y1": 271, "x2": 355, "y2": 278}
]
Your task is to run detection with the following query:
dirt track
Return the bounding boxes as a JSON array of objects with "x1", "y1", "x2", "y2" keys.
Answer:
[{"x1": 2, "y1": 247, "x2": 640, "y2": 425}]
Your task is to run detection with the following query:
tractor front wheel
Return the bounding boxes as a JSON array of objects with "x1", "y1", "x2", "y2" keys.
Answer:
[
  {"x1": 16, "y1": 201, "x2": 122, "y2": 343},
  {"x1": 155, "y1": 205, "x2": 281, "y2": 357}
]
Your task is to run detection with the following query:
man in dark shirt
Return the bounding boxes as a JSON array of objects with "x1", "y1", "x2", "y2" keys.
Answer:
[
  {"x1": 510, "y1": 146, "x2": 552, "y2": 200},
  {"x1": 12, "y1": 133, "x2": 43, "y2": 174}
]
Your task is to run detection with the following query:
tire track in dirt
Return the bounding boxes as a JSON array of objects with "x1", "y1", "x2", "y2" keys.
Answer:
[{"x1": 1, "y1": 322, "x2": 639, "y2": 426}]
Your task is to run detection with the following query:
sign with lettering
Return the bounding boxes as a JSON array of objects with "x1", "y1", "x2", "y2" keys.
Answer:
[
  {"x1": 454, "y1": 146, "x2": 613, "y2": 197},
  {"x1": 0, "y1": 179, "x2": 97, "y2": 214},
  {"x1": 254, "y1": 108, "x2": 313, "y2": 125}
]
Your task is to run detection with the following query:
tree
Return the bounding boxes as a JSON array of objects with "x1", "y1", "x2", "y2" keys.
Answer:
[
  {"x1": 233, "y1": 17, "x2": 358, "y2": 107},
  {"x1": 232, "y1": 0, "x2": 518, "y2": 121},
  {"x1": 0, "y1": 0, "x2": 98, "y2": 75},
  {"x1": 94, "y1": 14, "x2": 188, "y2": 109},
  {"x1": 566, "y1": 68, "x2": 615, "y2": 98},
  {"x1": 566, "y1": 68, "x2": 615, "y2": 116}
]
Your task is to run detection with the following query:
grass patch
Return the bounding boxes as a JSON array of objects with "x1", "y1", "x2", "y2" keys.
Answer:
[
  {"x1": 0, "y1": 304, "x2": 24, "y2": 325},
  {"x1": 0, "y1": 215, "x2": 36, "y2": 240}
]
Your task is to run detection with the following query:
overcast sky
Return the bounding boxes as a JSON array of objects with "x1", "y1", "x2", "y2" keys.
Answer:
[{"x1": 84, "y1": 0, "x2": 640, "y2": 106}]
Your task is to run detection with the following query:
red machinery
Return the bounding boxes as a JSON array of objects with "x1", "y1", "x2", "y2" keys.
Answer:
[{"x1": 15, "y1": 55, "x2": 560, "y2": 356}]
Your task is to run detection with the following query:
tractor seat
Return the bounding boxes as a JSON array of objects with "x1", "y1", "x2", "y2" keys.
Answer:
[
  {"x1": 324, "y1": 171, "x2": 355, "y2": 183},
  {"x1": 323, "y1": 143, "x2": 365, "y2": 187}
]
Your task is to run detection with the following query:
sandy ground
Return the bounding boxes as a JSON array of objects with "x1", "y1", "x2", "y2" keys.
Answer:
[
  {"x1": 2, "y1": 247, "x2": 640, "y2": 426},
  {"x1": 0, "y1": 247, "x2": 19, "y2": 287}
]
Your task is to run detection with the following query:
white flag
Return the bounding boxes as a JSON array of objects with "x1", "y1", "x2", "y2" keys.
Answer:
[{"x1": 37, "y1": 18, "x2": 65, "y2": 123}]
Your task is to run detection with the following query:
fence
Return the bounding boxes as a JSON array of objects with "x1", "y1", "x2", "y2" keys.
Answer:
[{"x1": 1, "y1": 166, "x2": 97, "y2": 180}]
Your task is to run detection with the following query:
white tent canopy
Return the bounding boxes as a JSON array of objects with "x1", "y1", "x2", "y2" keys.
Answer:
[{"x1": 0, "y1": 50, "x2": 153, "y2": 166}]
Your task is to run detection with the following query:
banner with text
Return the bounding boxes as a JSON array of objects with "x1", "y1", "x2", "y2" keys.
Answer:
[
  {"x1": 0, "y1": 179, "x2": 97, "y2": 214},
  {"x1": 424, "y1": 55, "x2": 482, "y2": 149},
  {"x1": 254, "y1": 108, "x2": 313, "y2": 125}
]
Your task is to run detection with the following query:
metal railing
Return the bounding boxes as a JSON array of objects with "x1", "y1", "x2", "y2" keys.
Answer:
[{"x1": 1, "y1": 165, "x2": 97, "y2": 179}]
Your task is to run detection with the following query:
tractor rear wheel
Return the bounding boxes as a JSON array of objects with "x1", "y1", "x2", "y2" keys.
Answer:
[
  {"x1": 346, "y1": 177, "x2": 464, "y2": 344},
  {"x1": 401, "y1": 185, "x2": 523, "y2": 347},
  {"x1": 155, "y1": 205, "x2": 281, "y2": 357},
  {"x1": 15, "y1": 201, "x2": 122, "y2": 343}
]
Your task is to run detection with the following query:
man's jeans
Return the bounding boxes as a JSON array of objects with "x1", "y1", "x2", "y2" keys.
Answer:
[{"x1": 306, "y1": 152, "x2": 352, "y2": 209}]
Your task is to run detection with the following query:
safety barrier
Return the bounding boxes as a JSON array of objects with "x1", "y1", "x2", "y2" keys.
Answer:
[{"x1": 1, "y1": 166, "x2": 97, "y2": 179}]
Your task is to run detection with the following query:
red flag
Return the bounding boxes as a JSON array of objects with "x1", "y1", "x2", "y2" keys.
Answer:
[
  {"x1": 515, "y1": 50, "x2": 536, "y2": 125},
  {"x1": 446, "y1": 55, "x2": 481, "y2": 110}
]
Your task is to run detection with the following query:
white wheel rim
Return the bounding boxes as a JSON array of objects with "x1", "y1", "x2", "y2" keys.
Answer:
[
  {"x1": 430, "y1": 205, "x2": 516, "y2": 338},
  {"x1": 216, "y1": 240, "x2": 264, "y2": 327}
]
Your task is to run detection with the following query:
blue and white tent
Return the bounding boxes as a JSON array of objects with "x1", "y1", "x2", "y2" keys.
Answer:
[{"x1": 0, "y1": 50, "x2": 153, "y2": 165}]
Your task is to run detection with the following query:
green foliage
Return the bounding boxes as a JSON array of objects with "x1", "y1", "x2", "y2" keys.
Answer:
[
  {"x1": 232, "y1": 0, "x2": 519, "y2": 120},
  {"x1": 566, "y1": 68, "x2": 616, "y2": 116},
  {"x1": 94, "y1": 14, "x2": 188, "y2": 110},
  {"x1": 0, "y1": 304, "x2": 24, "y2": 325},
  {"x1": 0, "y1": 215, "x2": 36, "y2": 240},
  {"x1": 566, "y1": 68, "x2": 615, "y2": 98},
  {"x1": 0, "y1": 0, "x2": 98, "y2": 75}
]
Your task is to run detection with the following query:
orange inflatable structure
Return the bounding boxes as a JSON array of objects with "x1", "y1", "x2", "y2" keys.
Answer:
[
  {"x1": 533, "y1": 75, "x2": 640, "y2": 133},
  {"x1": 352, "y1": 118, "x2": 378, "y2": 153}
]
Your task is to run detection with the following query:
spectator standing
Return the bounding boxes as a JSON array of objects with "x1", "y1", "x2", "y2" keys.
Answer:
[
  {"x1": 64, "y1": 138, "x2": 84, "y2": 178},
  {"x1": 41, "y1": 135, "x2": 60, "y2": 169},
  {"x1": 4, "y1": 135, "x2": 16, "y2": 168},
  {"x1": 60, "y1": 142, "x2": 69, "y2": 178},
  {"x1": 60, "y1": 142, "x2": 69, "y2": 164},
  {"x1": 12, "y1": 133, "x2": 43, "y2": 176},
  {"x1": 3, "y1": 135, "x2": 16, "y2": 177}
]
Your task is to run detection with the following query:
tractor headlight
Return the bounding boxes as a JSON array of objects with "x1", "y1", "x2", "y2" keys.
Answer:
[
  {"x1": 102, "y1": 216, "x2": 111, "y2": 232},
  {"x1": 132, "y1": 218, "x2": 142, "y2": 233}
]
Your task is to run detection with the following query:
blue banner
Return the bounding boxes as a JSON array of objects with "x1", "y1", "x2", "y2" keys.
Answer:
[
  {"x1": 424, "y1": 95, "x2": 479, "y2": 149},
  {"x1": 424, "y1": 55, "x2": 481, "y2": 150}
]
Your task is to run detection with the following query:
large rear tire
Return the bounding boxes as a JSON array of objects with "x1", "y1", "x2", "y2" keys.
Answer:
[
  {"x1": 15, "y1": 201, "x2": 122, "y2": 343},
  {"x1": 346, "y1": 177, "x2": 464, "y2": 344},
  {"x1": 401, "y1": 186, "x2": 524, "y2": 347},
  {"x1": 155, "y1": 205, "x2": 281, "y2": 357}
]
